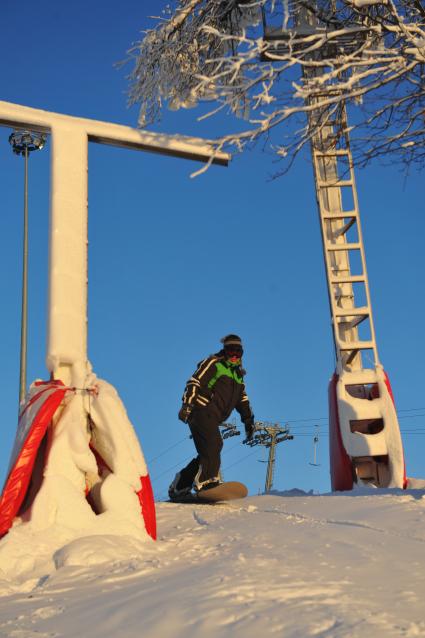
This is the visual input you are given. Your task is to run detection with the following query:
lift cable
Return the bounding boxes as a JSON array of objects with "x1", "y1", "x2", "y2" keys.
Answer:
[
  {"x1": 150, "y1": 415, "x2": 425, "y2": 483},
  {"x1": 151, "y1": 422, "x2": 243, "y2": 482},
  {"x1": 147, "y1": 435, "x2": 190, "y2": 464},
  {"x1": 223, "y1": 449, "x2": 261, "y2": 472}
]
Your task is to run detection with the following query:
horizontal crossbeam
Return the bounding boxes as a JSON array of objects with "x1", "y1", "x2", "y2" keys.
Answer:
[{"x1": 0, "y1": 100, "x2": 230, "y2": 166}]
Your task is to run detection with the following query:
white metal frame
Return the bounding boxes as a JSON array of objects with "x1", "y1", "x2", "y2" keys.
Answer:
[
  {"x1": 0, "y1": 101, "x2": 229, "y2": 387},
  {"x1": 310, "y1": 101, "x2": 379, "y2": 374},
  {"x1": 263, "y1": 7, "x2": 405, "y2": 488}
]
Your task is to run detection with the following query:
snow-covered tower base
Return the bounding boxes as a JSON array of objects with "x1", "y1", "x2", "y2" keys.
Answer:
[
  {"x1": 0, "y1": 101, "x2": 228, "y2": 539},
  {"x1": 329, "y1": 367, "x2": 405, "y2": 490}
]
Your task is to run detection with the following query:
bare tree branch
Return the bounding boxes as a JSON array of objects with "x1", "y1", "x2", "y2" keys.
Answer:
[{"x1": 125, "y1": 0, "x2": 425, "y2": 174}]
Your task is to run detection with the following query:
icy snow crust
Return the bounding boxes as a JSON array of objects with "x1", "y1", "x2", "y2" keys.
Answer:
[{"x1": 1, "y1": 491, "x2": 425, "y2": 637}]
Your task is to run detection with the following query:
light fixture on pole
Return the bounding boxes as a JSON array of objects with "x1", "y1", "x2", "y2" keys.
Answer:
[{"x1": 9, "y1": 130, "x2": 47, "y2": 407}]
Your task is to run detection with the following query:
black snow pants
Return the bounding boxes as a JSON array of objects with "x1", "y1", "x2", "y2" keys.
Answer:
[{"x1": 179, "y1": 408, "x2": 223, "y2": 488}]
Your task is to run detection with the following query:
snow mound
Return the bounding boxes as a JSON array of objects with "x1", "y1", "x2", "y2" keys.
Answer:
[
  {"x1": 53, "y1": 534, "x2": 146, "y2": 569},
  {"x1": 0, "y1": 511, "x2": 152, "y2": 587},
  {"x1": 407, "y1": 477, "x2": 425, "y2": 489},
  {"x1": 268, "y1": 488, "x2": 314, "y2": 496}
]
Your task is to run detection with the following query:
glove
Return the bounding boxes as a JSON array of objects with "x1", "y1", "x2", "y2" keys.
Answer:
[
  {"x1": 178, "y1": 404, "x2": 193, "y2": 423},
  {"x1": 244, "y1": 416, "x2": 255, "y2": 441}
]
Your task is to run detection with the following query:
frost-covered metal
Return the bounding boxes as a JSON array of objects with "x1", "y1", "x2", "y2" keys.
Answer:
[
  {"x1": 260, "y1": 3, "x2": 407, "y2": 489},
  {"x1": 0, "y1": 100, "x2": 229, "y2": 538},
  {"x1": 0, "y1": 100, "x2": 229, "y2": 388},
  {"x1": 127, "y1": 0, "x2": 425, "y2": 173},
  {"x1": 297, "y1": 7, "x2": 406, "y2": 490}
]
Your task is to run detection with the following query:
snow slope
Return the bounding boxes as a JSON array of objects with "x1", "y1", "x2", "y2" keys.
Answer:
[{"x1": 0, "y1": 489, "x2": 425, "y2": 637}]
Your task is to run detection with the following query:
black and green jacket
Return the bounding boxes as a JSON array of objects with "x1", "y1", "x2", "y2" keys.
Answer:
[{"x1": 182, "y1": 351, "x2": 253, "y2": 424}]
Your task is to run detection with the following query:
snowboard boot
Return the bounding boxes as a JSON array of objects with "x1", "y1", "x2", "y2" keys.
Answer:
[
  {"x1": 193, "y1": 468, "x2": 222, "y2": 493},
  {"x1": 168, "y1": 472, "x2": 193, "y2": 501}
]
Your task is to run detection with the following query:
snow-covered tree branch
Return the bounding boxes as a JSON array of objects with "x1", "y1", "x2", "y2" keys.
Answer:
[{"x1": 126, "y1": 0, "x2": 425, "y2": 173}]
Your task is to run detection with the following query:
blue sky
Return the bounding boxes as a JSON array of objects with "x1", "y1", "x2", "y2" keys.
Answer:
[{"x1": 0, "y1": 0, "x2": 423, "y2": 499}]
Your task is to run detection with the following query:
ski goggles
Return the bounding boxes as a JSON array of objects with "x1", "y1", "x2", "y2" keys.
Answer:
[{"x1": 225, "y1": 347, "x2": 243, "y2": 358}]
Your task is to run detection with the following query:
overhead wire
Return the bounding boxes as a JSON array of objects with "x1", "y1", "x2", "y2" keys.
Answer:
[
  {"x1": 150, "y1": 406, "x2": 425, "y2": 485},
  {"x1": 147, "y1": 435, "x2": 190, "y2": 464},
  {"x1": 263, "y1": 407, "x2": 425, "y2": 427},
  {"x1": 152, "y1": 455, "x2": 193, "y2": 482},
  {"x1": 223, "y1": 449, "x2": 260, "y2": 472},
  {"x1": 151, "y1": 436, "x2": 246, "y2": 483}
]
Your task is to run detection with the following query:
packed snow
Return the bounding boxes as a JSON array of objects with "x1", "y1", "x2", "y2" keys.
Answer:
[{"x1": 1, "y1": 488, "x2": 425, "y2": 637}]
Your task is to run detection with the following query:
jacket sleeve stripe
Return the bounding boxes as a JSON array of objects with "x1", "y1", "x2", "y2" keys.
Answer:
[
  {"x1": 195, "y1": 357, "x2": 217, "y2": 380},
  {"x1": 185, "y1": 385, "x2": 197, "y2": 405},
  {"x1": 182, "y1": 356, "x2": 218, "y2": 406},
  {"x1": 196, "y1": 396, "x2": 209, "y2": 406}
]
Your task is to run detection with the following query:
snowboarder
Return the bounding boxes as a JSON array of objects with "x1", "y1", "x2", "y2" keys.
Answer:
[{"x1": 169, "y1": 334, "x2": 255, "y2": 500}]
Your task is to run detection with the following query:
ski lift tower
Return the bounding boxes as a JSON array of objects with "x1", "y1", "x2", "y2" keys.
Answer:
[
  {"x1": 262, "y1": 3, "x2": 406, "y2": 490},
  {"x1": 245, "y1": 421, "x2": 293, "y2": 493}
]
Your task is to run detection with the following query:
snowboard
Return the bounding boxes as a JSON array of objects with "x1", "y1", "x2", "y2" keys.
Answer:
[{"x1": 170, "y1": 481, "x2": 248, "y2": 504}]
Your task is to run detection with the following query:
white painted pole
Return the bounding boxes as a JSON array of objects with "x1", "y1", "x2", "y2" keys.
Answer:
[{"x1": 47, "y1": 125, "x2": 88, "y2": 387}]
